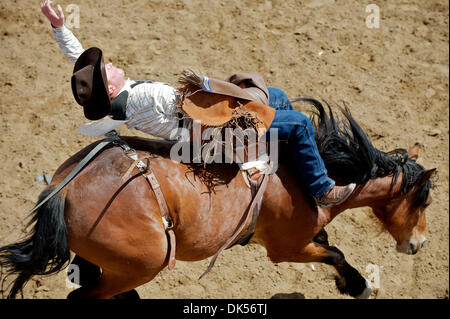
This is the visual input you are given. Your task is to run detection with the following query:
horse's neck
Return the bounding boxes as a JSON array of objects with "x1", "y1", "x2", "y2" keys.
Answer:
[{"x1": 329, "y1": 174, "x2": 402, "y2": 219}]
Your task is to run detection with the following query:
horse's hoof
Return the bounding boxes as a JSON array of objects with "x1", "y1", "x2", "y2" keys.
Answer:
[
  {"x1": 334, "y1": 275, "x2": 347, "y2": 293},
  {"x1": 335, "y1": 274, "x2": 371, "y2": 298},
  {"x1": 355, "y1": 281, "x2": 372, "y2": 299},
  {"x1": 67, "y1": 287, "x2": 88, "y2": 300},
  {"x1": 111, "y1": 289, "x2": 140, "y2": 299}
]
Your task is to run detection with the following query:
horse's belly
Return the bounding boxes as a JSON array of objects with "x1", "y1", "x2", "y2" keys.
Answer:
[{"x1": 173, "y1": 190, "x2": 252, "y2": 261}]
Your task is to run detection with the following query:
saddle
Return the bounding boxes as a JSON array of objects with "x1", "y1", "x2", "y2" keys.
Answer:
[{"x1": 177, "y1": 71, "x2": 276, "y2": 130}]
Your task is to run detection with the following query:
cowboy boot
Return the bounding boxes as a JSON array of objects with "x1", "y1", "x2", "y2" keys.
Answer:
[{"x1": 316, "y1": 183, "x2": 356, "y2": 209}]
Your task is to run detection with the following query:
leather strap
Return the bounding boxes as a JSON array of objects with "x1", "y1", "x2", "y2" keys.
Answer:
[
  {"x1": 141, "y1": 164, "x2": 177, "y2": 270},
  {"x1": 123, "y1": 155, "x2": 177, "y2": 270},
  {"x1": 246, "y1": 176, "x2": 264, "y2": 233},
  {"x1": 141, "y1": 167, "x2": 171, "y2": 226},
  {"x1": 121, "y1": 155, "x2": 153, "y2": 182}
]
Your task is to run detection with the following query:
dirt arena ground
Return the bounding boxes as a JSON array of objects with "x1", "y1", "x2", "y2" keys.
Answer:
[{"x1": 0, "y1": 0, "x2": 448, "y2": 299}]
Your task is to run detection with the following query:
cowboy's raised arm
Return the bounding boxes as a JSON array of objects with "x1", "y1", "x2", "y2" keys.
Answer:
[{"x1": 40, "y1": 0, "x2": 84, "y2": 64}]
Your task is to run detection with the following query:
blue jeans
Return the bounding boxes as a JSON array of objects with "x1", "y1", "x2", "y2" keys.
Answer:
[
  {"x1": 267, "y1": 110, "x2": 335, "y2": 198},
  {"x1": 268, "y1": 87, "x2": 294, "y2": 110}
]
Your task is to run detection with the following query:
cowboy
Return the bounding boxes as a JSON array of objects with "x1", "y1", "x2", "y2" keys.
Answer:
[{"x1": 40, "y1": 1, "x2": 355, "y2": 208}]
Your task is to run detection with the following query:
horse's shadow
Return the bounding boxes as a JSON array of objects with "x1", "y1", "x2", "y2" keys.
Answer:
[{"x1": 271, "y1": 292, "x2": 306, "y2": 299}]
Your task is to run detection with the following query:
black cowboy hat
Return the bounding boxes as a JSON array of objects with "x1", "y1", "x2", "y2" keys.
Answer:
[{"x1": 71, "y1": 47, "x2": 111, "y2": 120}]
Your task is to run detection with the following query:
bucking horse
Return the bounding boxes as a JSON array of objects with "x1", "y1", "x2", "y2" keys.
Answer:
[{"x1": 0, "y1": 98, "x2": 435, "y2": 299}]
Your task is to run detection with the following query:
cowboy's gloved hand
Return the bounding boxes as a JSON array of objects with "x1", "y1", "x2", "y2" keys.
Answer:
[{"x1": 40, "y1": 0, "x2": 64, "y2": 28}]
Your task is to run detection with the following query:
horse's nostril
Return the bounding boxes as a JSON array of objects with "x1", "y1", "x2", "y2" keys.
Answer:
[
  {"x1": 420, "y1": 240, "x2": 427, "y2": 248},
  {"x1": 409, "y1": 243, "x2": 416, "y2": 254}
]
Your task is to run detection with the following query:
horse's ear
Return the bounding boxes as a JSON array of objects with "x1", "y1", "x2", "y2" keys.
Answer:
[
  {"x1": 408, "y1": 143, "x2": 421, "y2": 161},
  {"x1": 421, "y1": 168, "x2": 436, "y2": 185}
]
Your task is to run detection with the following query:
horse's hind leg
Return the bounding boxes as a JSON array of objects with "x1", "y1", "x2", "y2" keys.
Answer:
[
  {"x1": 67, "y1": 255, "x2": 100, "y2": 299},
  {"x1": 67, "y1": 263, "x2": 164, "y2": 300},
  {"x1": 70, "y1": 233, "x2": 168, "y2": 299},
  {"x1": 69, "y1": 255, "x2": 101, "y2": 286},
  {"x1": 67, "y1": 255, "x2": 140, "y2": 299},
  {"x1": 85, "y1": 270, "x2": 151, "y2": 299}
]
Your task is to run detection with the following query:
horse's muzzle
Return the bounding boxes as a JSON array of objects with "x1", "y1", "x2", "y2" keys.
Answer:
[{"x1": 396, "y1": 237, "x2": 427, "y2": 255}]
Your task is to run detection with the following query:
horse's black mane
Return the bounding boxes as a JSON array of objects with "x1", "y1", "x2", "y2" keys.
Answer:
[{"x1": 296, "y1": 98, "x2": 432, "y2": 210}]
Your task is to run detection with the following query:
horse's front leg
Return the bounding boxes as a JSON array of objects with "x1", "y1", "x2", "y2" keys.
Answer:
[
  {"x1": 289, "y1": 242, "x2": 371, "y2": 299},
  {"x1": 312, "y1": 227, "x2": 330, "y2": 246}
]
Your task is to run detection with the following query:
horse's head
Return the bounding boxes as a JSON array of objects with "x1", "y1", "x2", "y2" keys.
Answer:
[
  {"x1": 371, "y1": 144, "x2": 435, "y2": 255},
  {"x1": 306, "y1": 99, "x2": 437, "y2": 256}
]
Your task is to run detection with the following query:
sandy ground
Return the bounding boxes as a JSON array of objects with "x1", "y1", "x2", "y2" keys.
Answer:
[{"x1": 0, "y1": 0, "x2": 448, "y2": 299}]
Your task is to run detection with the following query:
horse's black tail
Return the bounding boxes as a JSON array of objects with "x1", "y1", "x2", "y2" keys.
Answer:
[{"x1": 0, "y1": 187, "x2": 70, "y2": 298}]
